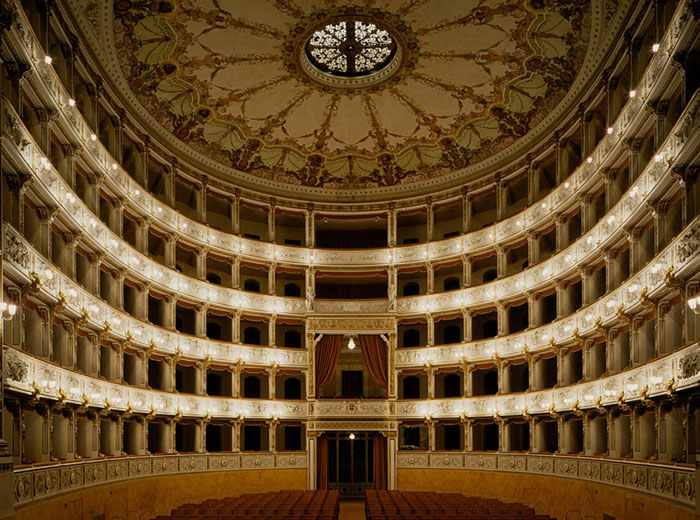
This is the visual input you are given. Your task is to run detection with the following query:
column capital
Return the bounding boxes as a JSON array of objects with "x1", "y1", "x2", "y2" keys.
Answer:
[
  {"x1": 623, "y1": 137, "x2": 643, "y2": 152},
  {"x1": 600, "y1": 167, "x2": 618, "y2": 181},
  {"x1": 64, "y1": 230, "x2": 84, "y2": 247},
  {"x1": 6, "y1": 60, "x2": 31, "y2": 80},
  {"x1": 37, "y1": 205, "x2": 59, "y2": 222},
  {"x1": 5, "y1": 172, "x2": 33, "y2": 193},
  {"x1": 61, "y1": 142, "x2": 83, "y2": 158}
]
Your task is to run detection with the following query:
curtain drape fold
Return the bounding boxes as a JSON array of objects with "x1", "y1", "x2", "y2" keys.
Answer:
[
  {"x1": 314, "y1": 334, "x2": 342, "y2": 390},
  {"x1": 373, "y1": 433, "x2": 387, "y2": 490},
  {"x1": 317, "y1": 434, "x2": 329, "y2": 490},
  {"x1": 359, "y1": 335, "x2": 388, "y2": 389}
]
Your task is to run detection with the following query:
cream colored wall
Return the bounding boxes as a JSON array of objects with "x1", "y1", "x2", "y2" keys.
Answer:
[
  {"x1": 7, "y1": 469, "x2": 306, "y2": 520},
  {"x1": 398, "y1": 468, "x2": 696, "y2": 520}
]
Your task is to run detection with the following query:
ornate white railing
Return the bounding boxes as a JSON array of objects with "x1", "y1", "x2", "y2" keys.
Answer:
[
  {"x1": 394, "y1": 341, "x2": 700, "y2": 418},
  {"x1": 3, "y1": 347, "x2": 307, "y2": 419},
  {"x1": 1, "y1": 0, "x2": 694, "y2": 269},
  {"x1": 6, "y1": 341, "x2": 698, "y2": 420},
  {"x1": 3, "y1": 76, "x2": 700, "y2": 318},
  {"x1": 5, "y1": 209, "x2": 698, "y2": 365},
  {"x1": 397, "y1": 452, "x2": 695, "y2": 509},
  {"x1": 12, "y1": 451, "x2": 307, "y2": 506}
]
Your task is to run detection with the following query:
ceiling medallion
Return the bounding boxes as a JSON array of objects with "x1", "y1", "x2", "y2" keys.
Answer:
[{"x1": 282, "y1": 7, "x2": 419, "y2": 94}]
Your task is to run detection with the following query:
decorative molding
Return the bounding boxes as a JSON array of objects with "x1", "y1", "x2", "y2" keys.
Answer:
[
  {"x1": 306, "y1": 316, "x2": 396, "y2": 333},
  {"x1": 13, "y1": 453, "x2": 307, "y2": 506},
  {"x1": 397, "y1": 453, "x2": 695, "y2": 509}
]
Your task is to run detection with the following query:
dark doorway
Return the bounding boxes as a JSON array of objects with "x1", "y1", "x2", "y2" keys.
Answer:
[
  {"x1": 327, "y1": 432, "x2": 374, "y2": 497},
  {"x1": 342, "y1": 371, "x2": 363, "y2": 398}
]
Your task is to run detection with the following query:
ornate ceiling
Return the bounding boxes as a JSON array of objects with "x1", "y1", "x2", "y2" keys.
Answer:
[{"x1": 77, "y1": 0, "x2": 615, "y2": 200}]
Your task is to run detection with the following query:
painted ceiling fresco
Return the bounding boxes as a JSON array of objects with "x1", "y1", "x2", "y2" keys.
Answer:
[{"x1": 113, "y1": 0, "x2": 590, "y2": 190}]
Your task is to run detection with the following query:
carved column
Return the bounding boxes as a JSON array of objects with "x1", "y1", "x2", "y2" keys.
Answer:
[
  {"x1": 112, "y1": 109, "x2": 125, "y2": 163},
  {"x1": 625, "y1": 138, "x2": 643, "y2": 183},
  {"x1": 602, "y1": 249, "x2": 616, "y2": 293},
  {"x1": 86, "y1": 80, "x2": 101, "y2": 132},
  {"x1": 497, "y1": 302, "x2": 508, "y2": 336},
  {"x1": 6, "y1": 173, "x2": 33, "y2": 232},
  {"x1": 60, "y1": 143, "x2": 81, "y2": 189},
  {"x1": 268, "y1": 199, "x2": 276, "y2": 243},
  {"x1": 605, "y1": 76, "x2": 619, "y2": 127},
  {"x1": 87, "y1": 171, "x2": 104, "y2": 215},
  {"x1": 136, "y1": 217, "x2": 150, "y2": 254},
  {"x1": 426, "y1": 201, "x2": 434, "y2": 241},
  {"x1": 578, "y1": 193, "x2": 595, "y2": 233},
  {"x1": 231, "y1": 256, "x2": 240, "y2": 289},
  {"x1": 649, "y1": 200, "x2": 669, "y2": 255},
  {"x1": 387, "y1": 206, "x2": 397, "y2": 247},
  {"x1": 526, "y1": 231, "x2": 539, "y2": 268},
  {"x1": 463, "y1": 255, "x2": 472, "y2": 288},
  {"x1": 527, "y1": 292, "x2": 538, "y2": 328},
  {"x1": 87, "y1": 252, "x2": 104, "y2": 296},
  {"x1": 112, "y1": 197, "x2": 125, "y2": 238},
  {"x1": 268, "y1": 314, "x2": 276, "y2": 347},
  {"x1": 426, "y1": 314, "x2": 434, "y2": 347},
  {"x1": 6, "y1": 61, "x2": 31, "y2": 114},
  {"x1": 426, "y1": 262, "x2": 434, "y2": 294},
  {"x1": 555, "y1": 213, "x2": 569, "y2": 252},
  {"x1": 37, "y1": 206, "x2": 57, "y2": 259},
  {"x1": 496, "y1": 245, "x2": 507, "y2": 278},
  {"x1": 114, "y1": 269, "x2": 126, "y2": 310},
  {"x1": 36, "y1": 107, "x2": 57, "y2": 155},
  {"x1": 601, "y1": 168, "x2": 619, "y2": 211},
  {"x1": 196, "y1": 247, "x2": 208, "y2": 280},
  {"x1": 629, "y1": 34, "x2": 643, "y2": 85},
  {"x1": 495, "y1": 177, "x2": 505, "y2": 221},
  {"x1": 581, "y1": 109, "x2": 595, "y2": 157},
  {"x1": 527, "y1": 157, "x2": 538, "y2": 205},
  {"x1": 462, "y1": 188, "x2": 471, "y2": 233},
  {"x1": 268, "y1": 264, "x2": 276, "y2": 296},
  {"x1": 305, "y1": 204, "x2": 314, "y2": 247}
]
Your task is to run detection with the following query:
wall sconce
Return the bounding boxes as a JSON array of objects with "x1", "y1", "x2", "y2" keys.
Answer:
[{"x1": 0, "y1": 302, "x2": 17, "y2": 320}]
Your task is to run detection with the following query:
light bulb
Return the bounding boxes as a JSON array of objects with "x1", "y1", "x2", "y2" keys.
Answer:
[
  {"x1": 629, "y1": 90, "x2": 636, "y2": 98},
  {"x1": 0, "y1": 302, "x2": 7, "y2": 312},
  {"x1": 68, "y1": 98, "x2": 76, "y2": 107},
  {"x1": 689, "y1": 297, "x2": 698, "y2": 311},
  {"x1": 44, "y1": 56, "x2": 52, "y2": 65},
  {"x1": 652, "y1": 43, "x2": 660, "y2": 53},
  {"x1": 90, "y1": 134, "x2": 97, "y2": 141},
  {"x1": 607, "y1": 127, "x2": 614, "y2": 135},
  {"x1": 349, "y1": 433, "x2": 355, "y2": 440},
  {"x1": 348, "y1": 337, "x2": 356, "y2": 350},
  {"x1": 587, "y1": 156, "x2": 593, "y2": 164}
]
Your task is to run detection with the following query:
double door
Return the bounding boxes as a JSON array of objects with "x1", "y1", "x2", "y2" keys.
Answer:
[{"x1": 327, "y1": 432, "x2": 374, "y2": 497}]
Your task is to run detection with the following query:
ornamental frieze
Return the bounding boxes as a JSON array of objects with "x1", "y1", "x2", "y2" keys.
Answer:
[{"x1": 306, "y1": 316, "x2": 396, "y2": 333}]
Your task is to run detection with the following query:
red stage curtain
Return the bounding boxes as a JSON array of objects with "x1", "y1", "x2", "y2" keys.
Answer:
[
  {"x1": 317, "y1": 434, "x2": 329, "y2": 490},
  {"x1": 373, "y1": 433, "x2": 387, "y2": 490},
  {"x1": 315, "y1": 335, "x2": 342, "y2": 390},
  {"x1": 359, "y1": 335, "x2": 388, "y2": 389}
]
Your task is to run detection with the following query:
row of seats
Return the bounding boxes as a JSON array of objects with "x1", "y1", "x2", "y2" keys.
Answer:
[
  {"x1": 155, "y1": 490, "x2": 339, "y2": 519},
  {"x1": 365, "y1": 490, "x2": 556, "y2": 520}
]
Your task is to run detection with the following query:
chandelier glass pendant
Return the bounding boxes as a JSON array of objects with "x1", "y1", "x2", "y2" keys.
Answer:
[{"x1": 305, "y1": 20, "x2": 397, "y2": 76}]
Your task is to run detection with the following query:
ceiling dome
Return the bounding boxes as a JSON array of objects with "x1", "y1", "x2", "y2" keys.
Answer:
[{"x1": 108, "y1": 0, "x2": 594, "y2": 200}]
